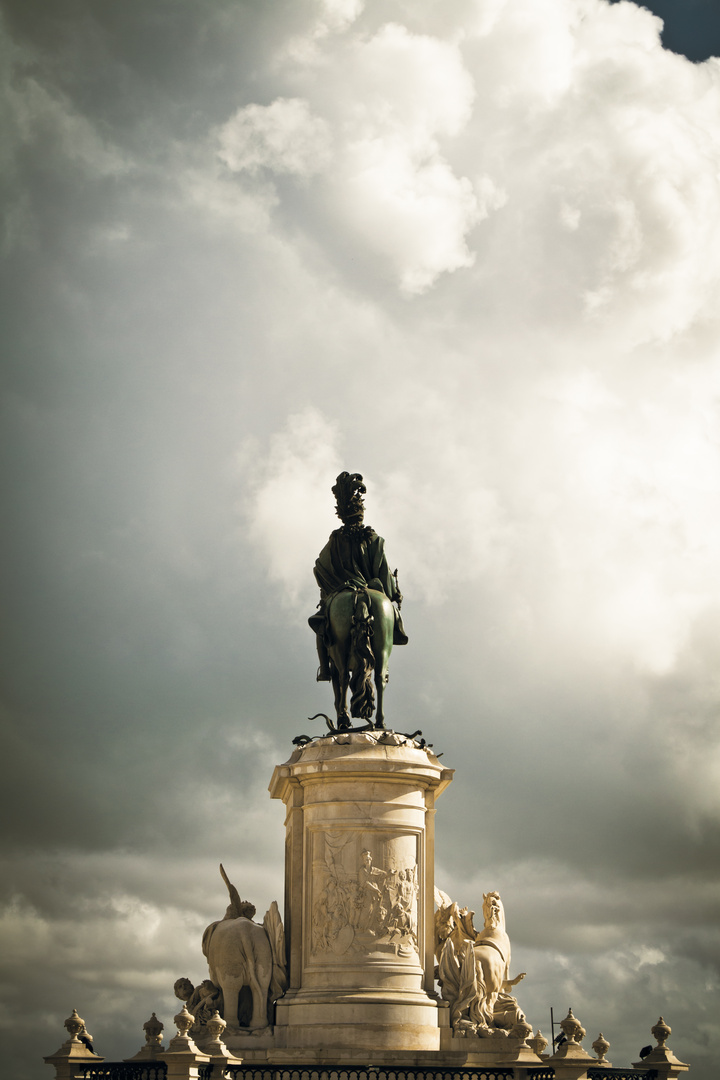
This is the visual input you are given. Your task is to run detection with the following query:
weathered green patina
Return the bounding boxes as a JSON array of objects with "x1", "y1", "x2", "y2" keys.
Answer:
[{"x1": 309, "y1": 472, "x2": 407, "y2": 730}]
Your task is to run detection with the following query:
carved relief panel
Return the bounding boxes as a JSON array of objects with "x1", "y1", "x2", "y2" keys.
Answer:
[{"x1": 310, "y1": 831, "x2": 420, "y2": 961}]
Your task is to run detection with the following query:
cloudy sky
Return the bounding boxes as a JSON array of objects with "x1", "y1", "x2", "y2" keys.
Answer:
[{"x1": 2, "y1": 1, "x2": 720, "y2": 1077}]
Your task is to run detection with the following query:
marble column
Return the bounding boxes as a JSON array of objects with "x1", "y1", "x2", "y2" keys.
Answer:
[{"x1": 269, "y1": 731, "x2": 453, "y2": 1060}]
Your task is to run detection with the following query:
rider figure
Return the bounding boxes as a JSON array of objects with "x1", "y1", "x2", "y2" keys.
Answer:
[{"x1": 309, "y1": 472, "x2": 407, "y2": 681}]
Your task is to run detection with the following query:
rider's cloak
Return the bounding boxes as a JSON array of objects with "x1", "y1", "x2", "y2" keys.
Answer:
[{"x1": 309, "y1": 527, "x2": 408, "y2": 645}]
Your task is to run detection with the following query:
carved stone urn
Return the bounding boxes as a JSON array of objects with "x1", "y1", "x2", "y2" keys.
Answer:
[
  {"x1": 559, "y1": 1007, "x2": 586, "y2": 1045},
  {"x1": 201, "y1": 1009, "x2": 238, "y2": 1061},
  {"x1": 64, "y1": 1009, "x2": 85, "y2": 1042},
  {"x1": 142, "y1": 1012, "x2": 164, "y2": 1048},
  {"x1": 173, "y1": 1003, "x2": 195, "y2": 1040},
  {"x1": 652, "y1": 1016, "x2": 671, "y2": 1048},
  {"x1": 510, "y1": 1017, "x2": 533, "y2": 1045},
  {"x1": 529, "y1": 1028, "x2": 548, "y2": 1056},
  {"x1": 592, "y1": 1032, "x2": 611, "y2": 1064},
  {"x1": 205, "y1": 1011, "x2": 226, "y2": 1042}
]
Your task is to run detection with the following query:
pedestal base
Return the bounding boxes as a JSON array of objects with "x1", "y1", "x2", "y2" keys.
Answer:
[
  {"x1": 274, "y1": 988, "x2": 443, "y2": 1055},
  {"x1": 223, "y1": 1026, "x2": 544, "y2": 1069}
]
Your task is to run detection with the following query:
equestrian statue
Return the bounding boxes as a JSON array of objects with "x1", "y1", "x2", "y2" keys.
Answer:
[{"x1": 309, "y1": 472, "x2": 407, "y2": 730}]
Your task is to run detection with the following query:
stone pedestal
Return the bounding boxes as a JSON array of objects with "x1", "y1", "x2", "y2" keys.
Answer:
[
  {"x1": 43, "y1": 1042, "x2": 104, "y2": 1080},
  {"x1": 268, "y1": 731, "x2": 453, "y2": 1060},
  {"x1": 160, "y1": 1035, "x2": 210, "y2": 1080},
  {"x1": 43, "y1": 1009, "x2": 104, "y2": 1080}
]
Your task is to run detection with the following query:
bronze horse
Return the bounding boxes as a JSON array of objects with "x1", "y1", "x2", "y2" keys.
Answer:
[{"x1": 325, "y1": 586, "x2": 395, "y2": 729}]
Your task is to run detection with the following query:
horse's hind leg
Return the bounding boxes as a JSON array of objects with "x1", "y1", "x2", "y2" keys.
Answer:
[
  {"x1": 331, "y1": 662, "x2": 351, "y2": 729},
  {"x1": 374, "y1": 653, "x2": 390, "y2": 729},
  {"x1": 375, "y1": 687, "x2": 385, "y2": 729}
]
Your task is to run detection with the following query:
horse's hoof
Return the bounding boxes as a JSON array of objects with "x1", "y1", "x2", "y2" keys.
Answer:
[{"x1": 337, "y1": 717, "x2": 351, "y2": 731}]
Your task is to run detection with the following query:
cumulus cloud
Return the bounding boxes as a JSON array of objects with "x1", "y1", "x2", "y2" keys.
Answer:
[
  {"x1": 218, "y1": 98, "x2": 333, "y2": 176},
  {"x1": 241, "y1": 408, "x2": 343, "y2": 606},
  {"x1": 218, "y1": 20, "x2": 482, "y2": 292},
  {"x1": 313, "y1": 0, "x2": 365, "y2": 37}
]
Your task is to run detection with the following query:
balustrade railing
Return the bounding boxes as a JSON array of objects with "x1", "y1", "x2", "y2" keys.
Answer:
[
  {"x1": 223, "y1": 1069, "x2": 517, "y2": 1080},
  {"x1": 79, "y1": 1066, "x2": 167, "y2": 1080},
  {"x1": 79, "y1": 1064, "x2": 659, "y2": 1080},
  {"x1": 587, "y1": 1072, "x2": 658, "y2": 1080}
]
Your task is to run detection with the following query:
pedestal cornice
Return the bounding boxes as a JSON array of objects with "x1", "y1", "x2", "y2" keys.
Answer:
[{"x1": 269, "y1": 730, "x2": 453, "y2": 802}]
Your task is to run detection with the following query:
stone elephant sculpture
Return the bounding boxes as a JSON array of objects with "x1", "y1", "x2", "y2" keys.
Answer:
[
  {"x1": 202, "y1": 915, "x2": 274, "y2": 1031},
  {"x1": 199, "y1": 864, "x2": 287, "y2": 1033}
]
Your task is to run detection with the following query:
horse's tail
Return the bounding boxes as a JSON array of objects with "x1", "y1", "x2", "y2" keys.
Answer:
[{"x1": 349, "y1": 588, "x2": 375, "y2": 720}]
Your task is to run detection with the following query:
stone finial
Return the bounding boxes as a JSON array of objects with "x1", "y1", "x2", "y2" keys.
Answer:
[
  {"x1": 205, "y1": 1010, "x2": 226, "y2": 1043},
  {"x1": 64, "y1": 1009, "x2": 85, "y2": 1041},
  {"x1": 592, "y1": 1032, "x2": 611, "y2": 1063},
  {"x1": 559, "y1": 1007, "x2": 586, "y2": 1044},
  {"x1": 550, "y1": 1009, "x2": 595, "y2": 1066},
  {"x1": 510, "y1": 1017, "x2": 533, "y2": 1045},
  {"x1": 164, "y1": 1001, "x2": 207, "y2": 1059},
  {"x1": 652, "y1": 1016, "x2": 671, "y2": 1048},
  {"x1": 201, "y1": 1009, "x2": 240, "y2": 1062},
  {"x1": 173, "y1": 1002, "x2": 195, "y2": 1039},
  {"x1": 124, "y1": 1012, "x2": 166, "y2": 1061},
  {"x1": 143, "y1": 1013, "x2": 164, "y2": 1046},
  {"x1": 529, "y1": 1029, "x2": 548, "y2": 1056}
]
